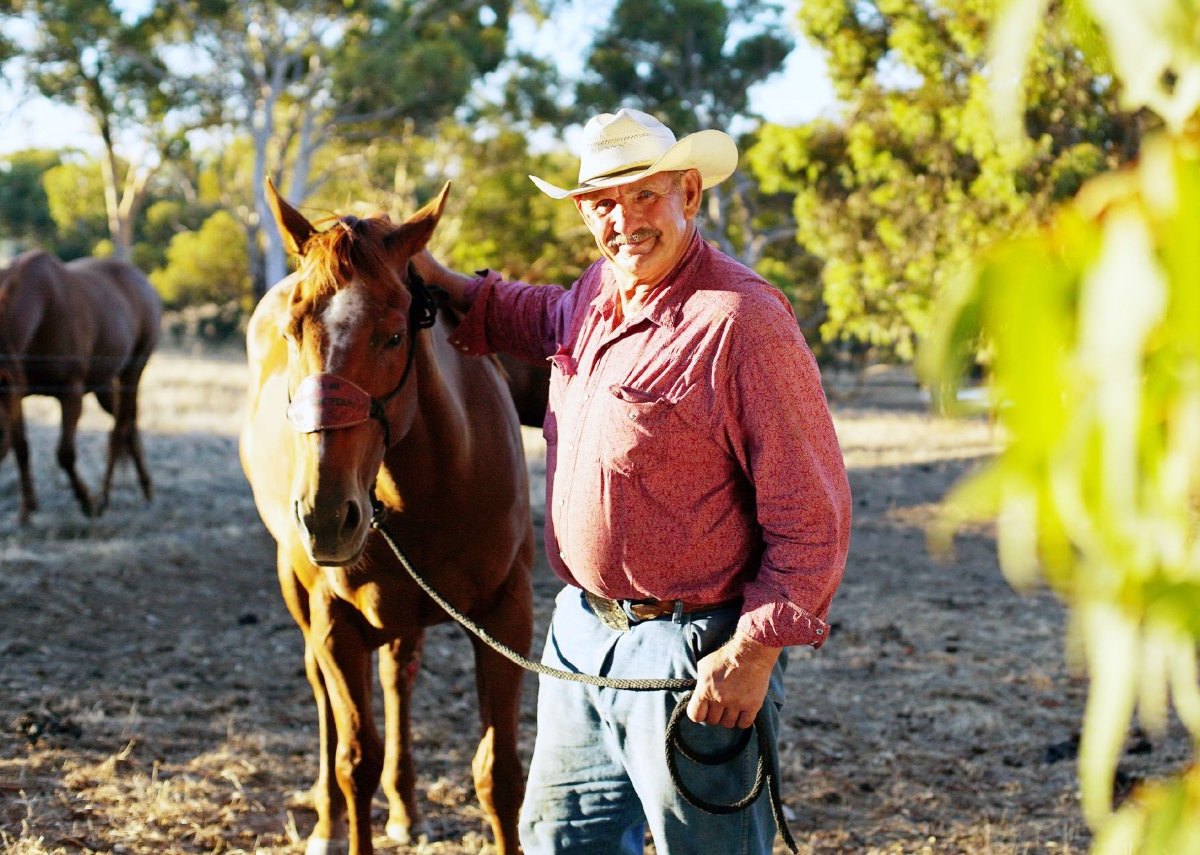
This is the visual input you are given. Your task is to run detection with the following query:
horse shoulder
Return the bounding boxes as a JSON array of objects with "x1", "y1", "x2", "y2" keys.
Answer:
[
  {"x1": 240, "y1": 280, "x2": 299, "y2": 542},
  {"x1": 245, "y1": 279, "x2": 294, "y2": 404}
]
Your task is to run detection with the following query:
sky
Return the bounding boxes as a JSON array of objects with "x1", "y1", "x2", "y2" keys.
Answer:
[{"x1": 0, "y1": 0, "x2": 838, "y2": 158}]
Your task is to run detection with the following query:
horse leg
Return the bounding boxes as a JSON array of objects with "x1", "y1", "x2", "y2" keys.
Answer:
[
  {"x1": 99, "y1": 370, "x2": 152, "y2": 513},
  {"x1": 468, "y1": 567, "x2": 534, "y2": 855},
  {"x1": 56, "y1": 385, "x2": 95, "y2": 516},
  {"x1": 11, "y1": 407, "x2": 38, "y2": 523},
  {"x1": 276, "y1": 557, "x2": 348, "y2": 853},
  {"x1": 378, "y1": 633, "x2": 425, "y2": 844},
  {"x1": 311, "y1": 588, "x2": 383, "y2": 855}
]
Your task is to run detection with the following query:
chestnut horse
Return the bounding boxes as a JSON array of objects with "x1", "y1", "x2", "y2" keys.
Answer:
[
  {"x1": 239, "y1": 181, "x2": 534, "y2": 855},
  {"x1": 0, "y1": 250, "x2": 161, "y2": 521}
]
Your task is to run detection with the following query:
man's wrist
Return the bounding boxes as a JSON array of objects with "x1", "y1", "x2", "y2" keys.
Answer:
[{"x1": 725, "y1": 631, "x2": 783, "y2": 668}]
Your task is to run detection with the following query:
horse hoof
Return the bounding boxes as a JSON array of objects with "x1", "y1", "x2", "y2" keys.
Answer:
[
  {"x1": 386, "y1": 819, "x2": 427, "y2": 845},
  {"x1": 305, "y1": 837, "x2": 349, "y2": 855}
]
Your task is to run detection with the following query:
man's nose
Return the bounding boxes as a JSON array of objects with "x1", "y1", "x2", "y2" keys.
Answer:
[{"x1": 610, "y1": 202, "x2": 636, "y2": 233}]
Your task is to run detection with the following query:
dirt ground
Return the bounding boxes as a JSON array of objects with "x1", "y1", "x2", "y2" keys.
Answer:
[{"x1": 0, "y1": 351, "x2": 1192, "y2": 855}]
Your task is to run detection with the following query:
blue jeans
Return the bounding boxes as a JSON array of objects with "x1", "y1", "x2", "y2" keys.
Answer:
[{"x1": 518, "y1": 586, "x2": 788, "y2": 855}]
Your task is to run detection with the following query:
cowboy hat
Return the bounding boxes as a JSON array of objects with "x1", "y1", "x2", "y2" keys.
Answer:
[{"x1": 529, "y1": 108, "x2": 739, "y2": 200}]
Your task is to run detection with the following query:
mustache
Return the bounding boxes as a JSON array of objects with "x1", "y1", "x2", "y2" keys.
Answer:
[{"x1": 607, "y1": 228, "x2": 661, "y2": 249}]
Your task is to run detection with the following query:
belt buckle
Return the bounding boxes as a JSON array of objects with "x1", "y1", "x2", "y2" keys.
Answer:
[{"x1": 584, "y1": 590, "x2": 630, "y2": 632}]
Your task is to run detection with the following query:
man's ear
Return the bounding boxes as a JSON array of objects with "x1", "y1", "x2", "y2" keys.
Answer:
[{"x1": 681, "y1": 169, "x2": 704, "y2": 218}]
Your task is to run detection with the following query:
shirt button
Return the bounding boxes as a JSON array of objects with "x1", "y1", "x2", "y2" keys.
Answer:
[
  {"x1": 558, "y1": 551, "x2": 566, "y2": 561},
  {"x1": 627, "y1": 411, "x2": 637, "y2": 419}
]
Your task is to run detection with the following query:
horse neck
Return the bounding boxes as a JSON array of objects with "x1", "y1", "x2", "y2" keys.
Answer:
[{"x1": 381, "y1": 330, "x2": 474, "y2": 487}]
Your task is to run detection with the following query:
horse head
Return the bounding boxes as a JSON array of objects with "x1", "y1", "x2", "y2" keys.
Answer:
[{"x1": 265, "y1": 178, "x2": 450, "y2": 566}]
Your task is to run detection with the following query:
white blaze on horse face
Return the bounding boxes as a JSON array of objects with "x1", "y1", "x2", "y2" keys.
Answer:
[{"x1": 320, "y1": 284, "x2": 373, "y2": 366}]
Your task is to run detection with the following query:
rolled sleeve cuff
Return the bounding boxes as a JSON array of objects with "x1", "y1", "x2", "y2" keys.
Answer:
[
  {"x1": 736, "y1": 589, "x2": 831, "y2": 649},
  {"x1": 445, "y1": 270, "x2": 498, "y2": 356}
]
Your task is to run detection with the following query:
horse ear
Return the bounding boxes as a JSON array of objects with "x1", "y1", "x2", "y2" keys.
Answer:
[
  {"x1": 265, "y1": 176, "x2": 315, "y2": 256},
  {"x1": 385, "y1": 182, "x2": 452, "y2": 260}
]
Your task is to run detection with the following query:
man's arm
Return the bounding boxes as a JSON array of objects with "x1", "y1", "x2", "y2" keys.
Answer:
[{"x1": 689, "y1": 306, "x2": 851, "y2": 728}]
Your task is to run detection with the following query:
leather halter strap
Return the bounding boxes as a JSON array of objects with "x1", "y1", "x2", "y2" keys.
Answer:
[{"x1": 285, "y1": 264, "x2": 438, "y2": 448}]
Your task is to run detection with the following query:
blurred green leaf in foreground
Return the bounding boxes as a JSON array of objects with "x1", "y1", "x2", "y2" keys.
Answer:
[{"x1": 920, "y1": 0, "x2": 1200, "y2": 851}]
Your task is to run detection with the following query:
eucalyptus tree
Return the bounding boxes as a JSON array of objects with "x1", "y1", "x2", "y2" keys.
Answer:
[
  {"x1": 7, "y1": 0, "x2": 206, "y2": 260},
  {"x1": 161, "y1": 0, "x2": 522, "y2": 295}
]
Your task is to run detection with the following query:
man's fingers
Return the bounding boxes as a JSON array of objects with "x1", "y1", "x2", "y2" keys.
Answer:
[{"x1": 688, "y1": 695, "x2": 755, "y2": 729}]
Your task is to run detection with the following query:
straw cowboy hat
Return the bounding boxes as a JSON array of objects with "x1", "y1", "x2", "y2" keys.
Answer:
[{"x1": 529, "y1": 108, "x2": 739, "y2": 199}]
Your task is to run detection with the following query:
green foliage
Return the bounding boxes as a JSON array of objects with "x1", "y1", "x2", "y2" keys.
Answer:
[
  {"x1": 41, "y1": 157, "x2": 108, "y2": 258},
  {"x1": 150, "y1": 210, "x2": 251, "y2": 307},
  {"x1": 752, "y1": 0, "x2": 1146, "y2": 361},
  {"x1": 0, "y1": 149, "x2": 60, "y2": 249},
  {"x1": 440, "y1": 130, "x2": 594, "y2": 285},
  {"x1": 921, "y1": 0, "x2": 1200, "y2": 846}
]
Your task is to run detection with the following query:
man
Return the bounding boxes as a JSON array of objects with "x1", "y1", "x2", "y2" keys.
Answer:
[{"x1": 413, "y1": 107, "x2": 851, "y2": 854}]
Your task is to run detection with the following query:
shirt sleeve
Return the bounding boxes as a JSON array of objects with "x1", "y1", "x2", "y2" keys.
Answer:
[
  {"x1": 447, "y1": 269, "x2": 576, "y2": 363},
  {"x1": 726, "y1": 320, "x2": 852, "y2": 650}
]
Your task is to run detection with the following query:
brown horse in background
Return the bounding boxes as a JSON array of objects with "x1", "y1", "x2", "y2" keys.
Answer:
[
  {"x1": 239, "y1": 180, "x2": 534, "y2": 855},
  {"x1": 0, "y1": 250, "x2": 161, "y2": 522}
]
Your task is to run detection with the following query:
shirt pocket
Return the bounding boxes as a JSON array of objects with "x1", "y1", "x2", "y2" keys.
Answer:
[{"x1": 600, "y1": 383, "x2": 693, "y2": 476}]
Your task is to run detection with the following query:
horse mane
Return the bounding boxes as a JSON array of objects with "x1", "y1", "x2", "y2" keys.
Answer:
[{"x1": 297, "y1": 215, "x2": 402, "y2": 299}]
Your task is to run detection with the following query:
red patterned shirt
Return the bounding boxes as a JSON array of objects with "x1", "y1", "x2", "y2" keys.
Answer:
[{"x1": 449, "y1": 232, "x2": 851, "y2": 648}]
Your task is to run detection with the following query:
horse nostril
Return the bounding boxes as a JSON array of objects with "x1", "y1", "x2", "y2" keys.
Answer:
[{"x1": 343, "y1": 499, "x2": 362, "y2": 535}]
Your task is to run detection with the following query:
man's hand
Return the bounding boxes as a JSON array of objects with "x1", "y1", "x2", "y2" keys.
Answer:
[
  {"x1": 410, "y1": 250, "x2": 474, "y2": 311},
  {"x1": 686, "y1": 632, "x2": 782, "y2": 729}
]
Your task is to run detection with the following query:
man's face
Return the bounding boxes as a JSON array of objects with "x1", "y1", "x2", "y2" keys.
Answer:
[{"x1": 574, "y1": 169, "x2": 703, "y2": 289}]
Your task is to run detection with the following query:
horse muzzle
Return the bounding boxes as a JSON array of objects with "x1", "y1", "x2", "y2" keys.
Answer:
[{"x1": 294, "y1": 493, "x2": 370, "y2": 567}]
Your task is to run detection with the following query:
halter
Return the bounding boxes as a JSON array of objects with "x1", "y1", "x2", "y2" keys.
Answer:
[{"x1": 285, "y1": 263, "x2": 439, "y2": 448}]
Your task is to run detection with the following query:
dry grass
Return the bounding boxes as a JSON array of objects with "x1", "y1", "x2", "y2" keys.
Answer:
[{"x1": 0, "y1": 354, "x2": 1191, "y2": 854}]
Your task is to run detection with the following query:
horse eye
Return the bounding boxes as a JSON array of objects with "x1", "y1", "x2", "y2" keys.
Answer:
[{"x1": 384, "y1": 331, "x2": 406, "y2": 349}]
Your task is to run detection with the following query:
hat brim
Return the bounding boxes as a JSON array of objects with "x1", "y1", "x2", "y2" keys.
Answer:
[{"x1": 529, "y1": 129, "x2": 738, "y2": 200}]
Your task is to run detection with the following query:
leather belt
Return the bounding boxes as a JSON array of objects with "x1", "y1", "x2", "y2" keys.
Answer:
[{"x1": 584, "y1": 590, "x2": 739, "y2": 632}]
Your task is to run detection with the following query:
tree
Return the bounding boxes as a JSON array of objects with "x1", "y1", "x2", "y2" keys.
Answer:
[
  {"x1": 161, "y1": 0, "x2": 524, "y2": 296},
  {"x1": 0, "y1": 149, "x2": 60, "y2": 251},
  {"x1": 150, "y1": 209, "x2": 251, "y2": 307},
  {"x1": 40, "y1": 156, "x2": 110, "y2": 258},
  {"x1": 750, "y1": 0, "x2": 1149, "y2": 362},
  {"x1": 9, "y1": 0, "x2": 201, "y2": 260},
  {"x1": 921, "y1": 0, "x2": 1200, "y2": 850}
]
